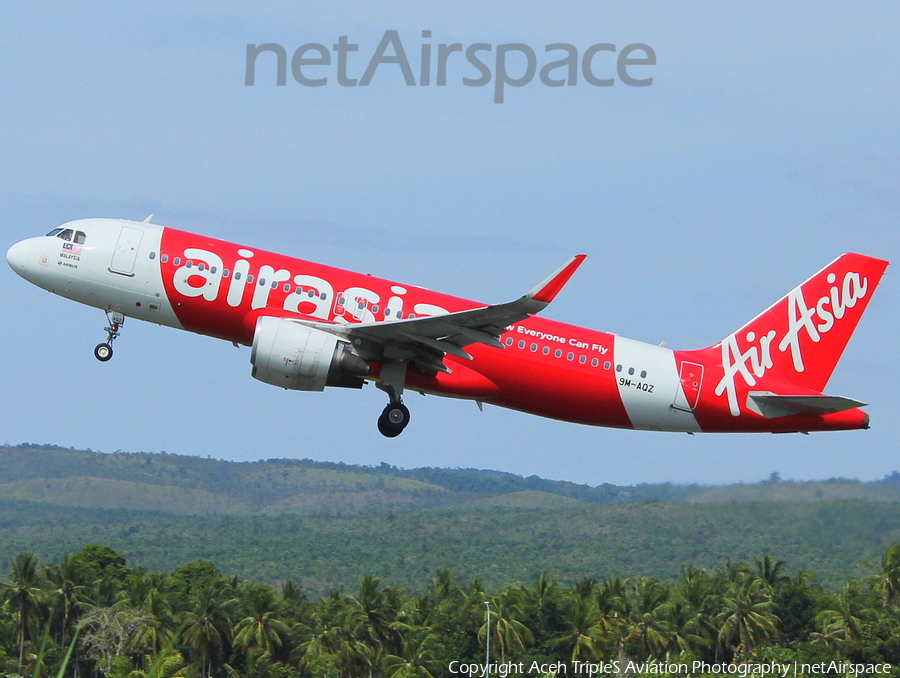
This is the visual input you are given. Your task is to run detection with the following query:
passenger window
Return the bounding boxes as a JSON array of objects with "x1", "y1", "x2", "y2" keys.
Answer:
[
  {"x1": 543, "y1": 346, "x2": 550, "y2": 355},
  {"x1": 628, "y1": 367, "x2": 635, "y2": 375},
  {"x1": 616, "y1": 364, "x2": 622, "y2": 372},
  {"x1": 74, "y1": 231, "x2": 87, "y2": 244},
  {"x1": 247, "y1": 275, "x2": 254, "y2": 283},
  {"x1": 385, "y1": 308, "x2": 391, "y2": 316},
  {"x1": 505, "y1": 337, "x2": 513, "y2": 346},
  {"x1": 234, "y1": 271, "x2": 241, "y2": 280},
  {"x1": 591, "y1": 358, "x2": 599, "y2": 367},
  {"x1": 186, "y1": 261, "x2": 193, "y2": 268},
  {"x1": 579, "y1": 355, "x2": 586, "y2": 364},
  {"x1": 396, "y1": 312, "x2": 403, "y2": 319},
  {"x1": 198, "y1": 263, "x2": 205, "y2": 271},
  {"x1": 518, "y1": 340, "x2": 526, "y2": 349},
  {"x1": 409, "y1": 314, "x2": 416, "y2": 319},
  {"x1": 271, "y1": 281, "x2": 278, "y2": 289},
  {"x1": 567, "y1": 352, "x2": 574, "y2": 361},
  {"x1": 149, "y1": 252, "x2": 156, "y2": 260},
  {"x1": 372, "y1": 305, "x2": 379, "y2": 313},
  {"x1": 211, "y1": 266, "x2": 217, "y2": 274},
  {"x1": 555, "y1": 349, "x2": 562, "y2": 358},
  {"x1": 604, "y1": 361, "x2": 611, "y2": 370},
  {"x1": 308, "y1": 289, "x2": 316, "y2": 297},
  {"x1": 320, "y1": 293, "x2": 327, "y2": 300},
  {"x1": 173, "y1": 257, "x2": 181, "y2": 265},
  {"x1": 259, "y1": 278, "x2": 266, "y2": 286},
  {"x1": 283, "y1": 283, "x2": 291, "y2": 292},
  {"x1": 161, "y1": 254, "x2": 169, "y2": 263},
  {"x1": 641, "y1": 370, "x2": 647, "y2": 378},
  {"x1": 530, "y1": 343, "x2": 537, "y2": 352},
  {"x1": 223, "y1": 269, "x2": 230, "y2": 277}
]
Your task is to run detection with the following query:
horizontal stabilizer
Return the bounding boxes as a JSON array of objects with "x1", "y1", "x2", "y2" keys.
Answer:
[{"x1": 747, "y1": 392, "x2": 867, "y2": 419}]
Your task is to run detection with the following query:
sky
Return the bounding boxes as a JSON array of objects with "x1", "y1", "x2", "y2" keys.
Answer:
[{"x1": 1, "y1": 1, "x2": 898, "y2": 486}]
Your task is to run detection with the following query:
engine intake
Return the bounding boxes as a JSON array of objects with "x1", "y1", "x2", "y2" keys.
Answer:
[{"x1": 250, "y1": 317, "x2": 368, "y2": 390}]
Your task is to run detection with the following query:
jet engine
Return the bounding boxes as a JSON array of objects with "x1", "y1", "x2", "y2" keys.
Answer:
[{"x1": 250, "y1": 317, "x2": 369, "y2": 390}]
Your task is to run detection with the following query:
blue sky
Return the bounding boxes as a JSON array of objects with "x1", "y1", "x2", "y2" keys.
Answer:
[{"x1": 1, "y1": 1, "x2": 898, "y2": 486}]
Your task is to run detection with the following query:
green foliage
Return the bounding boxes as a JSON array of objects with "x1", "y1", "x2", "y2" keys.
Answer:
[{"x1": 0, "y1": 543, "x2": 895, "y2": 678}]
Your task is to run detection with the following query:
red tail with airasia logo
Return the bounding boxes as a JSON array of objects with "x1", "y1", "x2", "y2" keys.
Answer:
[
  {"x1": 5, "y1": 218, "x2": 890, "y2": 438},
  {"x1": 682, "y1": 253, "x2": 888, "y2": 432}
]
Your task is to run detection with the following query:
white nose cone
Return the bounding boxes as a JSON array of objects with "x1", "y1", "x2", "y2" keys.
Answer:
[{"x1": 6, "y1": 239, "x2": 30, "y2": 276}]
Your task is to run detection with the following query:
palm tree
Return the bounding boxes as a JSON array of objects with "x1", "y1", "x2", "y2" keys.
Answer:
[
  {"x1": 2, "y1": 552, "x2": 45, "y2": 672},
  {"x1": 181, "y1": 583, "x2": 234, "y2": 678},
  {"x1": 715, "y1": 576, "x2": 778, "y2": 660},
  {"x1": 233, "y1": 585, "x2": 291, "y2": 664},
  {"x1": 811, "y1": 581, "x2": 869, "y2": 652},
  {"x1": 478, "y1": 592, "x2": 534, "y2": 663},
  {"x1": 44, "y1": 556, "x2": 90, "y2": 648},
  {"x1": 383, "y1": 623, "x2": 442, "y2": 678},
  {"x1": 553, "y1": 595, "x2": 603, "y2": 663},
  {"x1": 754, "y1": 555, "x2": 789, "y2": 591},
  {"x1": 864, "y1": 542, "x2": 900, "y2": 608},
  {"x1": 350, "y1": 574, "x2": 403, "y2": 654},
  {"x1": 673, "y1": 566, "x2": 719, "y2": 660},
  {"x1": 620, "y1": 577, "x2": 678, "y2": 661},
  {"x1": 299, "y1": 590, "x2": 366, "y2": 678}
]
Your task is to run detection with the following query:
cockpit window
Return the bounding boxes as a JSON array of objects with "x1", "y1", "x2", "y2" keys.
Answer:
[
  {"x1": 74, "y1": 231, "x2": 87, "y2": 244},
  {"x1": 58, "y1": 229, "x2": 73, "y2": 241},
  {"x1": 45, "y1": 228, "x2": 63, "y2": 237}
]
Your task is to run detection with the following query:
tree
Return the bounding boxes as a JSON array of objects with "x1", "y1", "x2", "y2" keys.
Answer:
[
  {"x1": 716, "y1": 577, "x2": 778, "y2": 660},
  {"x1": 811, "y1": 582, "x2": 869, "y2": 653},
  {"x1": 553, "y1": 595, "x2": 603, "y2": 663},
  {"x1": 181, "y1": 583, "x2": 234, "y2": 678},
  {"x1": 71, "y1": 545, "x2": 129, "y2": 582},
  {"x1": 478, "y1": 592, "x2": 534, "y2": 663},
  {"x1": 77, "y1": 607, "x2": 158, "y2": 676},
  {"x1": 45, "y1": 556, "x2": 91, "y2": 647},
  {"x1": 233, "y1": 585, "x2": 291, "y2": 665},
  {"x1": 864, "y1": 542, "x2": 900, "y2": 608},
  {"x1": 2, "y1": 552, "x2": 44, "y2": 672}
]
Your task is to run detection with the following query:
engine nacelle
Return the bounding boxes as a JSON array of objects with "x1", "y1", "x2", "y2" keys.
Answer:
[{"x1": 250, "y1": 317, "x2": 369, "y2": 391}]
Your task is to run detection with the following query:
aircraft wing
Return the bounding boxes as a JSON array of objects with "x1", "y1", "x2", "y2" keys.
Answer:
[
  {"x1": 747, "y1": 392, "x2": 868, "y2": 418},
  {"x1": 310, "y1": 254, "x2": 586, "y2": 374}
]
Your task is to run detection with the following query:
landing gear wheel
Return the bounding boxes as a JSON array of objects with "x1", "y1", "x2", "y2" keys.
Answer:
[
  {"x1": 377, "y1": 402, "x2": 410, "y2": 438},
  {"x1": 94, "y1": 343, "x2": 113, "y2": 362},
  {"x1": 95, "y1": 311, "x2": 124, "y2": 362}
]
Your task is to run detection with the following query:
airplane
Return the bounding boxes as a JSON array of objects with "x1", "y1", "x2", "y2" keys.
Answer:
[{"x1": 6, "y1": 217, "x2": 888, "y2": 437}]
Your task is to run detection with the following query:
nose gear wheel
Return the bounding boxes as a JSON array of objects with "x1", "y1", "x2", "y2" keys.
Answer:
[{"x1": 94, "y1": 311, "x2": 125, "y2": 362}]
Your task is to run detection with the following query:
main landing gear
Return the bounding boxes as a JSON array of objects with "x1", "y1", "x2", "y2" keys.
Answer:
[
  {"x1": 377, "y1": 400, "x2": 410, "y2": 438},
  {"x1": 94, "y1": 311, "x2": 124, "y2": 362},
  {"x1": 376, "y1": 360, "x2": 411, "y2": 437}
]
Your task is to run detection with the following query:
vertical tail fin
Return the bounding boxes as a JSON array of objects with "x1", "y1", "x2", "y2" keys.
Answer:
[{"x1": 712, "y1": 253, "x2": 888, "y2": 393}]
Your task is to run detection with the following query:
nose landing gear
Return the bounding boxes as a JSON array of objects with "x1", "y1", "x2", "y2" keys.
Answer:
[{"x1": 94, "y1": 311, "x2": 125, "y2": 362}]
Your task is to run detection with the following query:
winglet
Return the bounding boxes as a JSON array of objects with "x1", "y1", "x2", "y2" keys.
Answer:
[{"x1": 527, "y1": 254, "x2": 587, "y2": 305}]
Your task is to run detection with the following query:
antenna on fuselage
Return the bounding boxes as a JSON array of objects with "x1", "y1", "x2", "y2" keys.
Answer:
[{"x1": 142, "y1": 214, "x2": 154, "y2": 223}]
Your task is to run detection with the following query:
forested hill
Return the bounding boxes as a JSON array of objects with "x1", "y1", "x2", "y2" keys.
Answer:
[
  {"x1": 1, "y1": 444, "x2": 899, "y2": 592},
  {"x1": 2, "y1": 443, "x2": 899, "y2": 516},
  {"x1": 0, "y1": 443, "x2": 900, "y2": 515}
]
